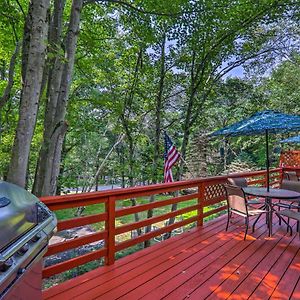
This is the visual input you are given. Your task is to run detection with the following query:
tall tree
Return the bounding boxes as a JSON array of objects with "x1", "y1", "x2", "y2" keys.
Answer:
[
  {"x1": 7, "y1": 0, "x2": 50, "y2": 187},
  {"x1": 33, "y1": 0, "x2": 83, "y2": 196}
]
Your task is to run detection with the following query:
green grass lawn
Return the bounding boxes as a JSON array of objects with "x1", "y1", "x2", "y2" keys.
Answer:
[{"x1": 55, "y1": 194, "x2": 225, "y2": 233}]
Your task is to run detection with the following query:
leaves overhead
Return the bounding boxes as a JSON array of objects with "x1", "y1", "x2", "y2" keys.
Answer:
[{"x1": 1, "y1": 0, "x2": 300, "y2": 190}]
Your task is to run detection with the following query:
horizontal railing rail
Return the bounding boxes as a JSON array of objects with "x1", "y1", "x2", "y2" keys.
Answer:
[{"x1": 41, "y1": 167, "x2": 286, "y2": 281}]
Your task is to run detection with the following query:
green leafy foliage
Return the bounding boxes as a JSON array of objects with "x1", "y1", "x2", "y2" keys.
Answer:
[{"x1": 0, "y1": 0, "x2": 299, "y2": 190}]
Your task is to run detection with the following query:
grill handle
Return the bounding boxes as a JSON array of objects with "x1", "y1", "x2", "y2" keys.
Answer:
[{"x1": 0, "y1": 217, "x2": 54, "y2": 264}]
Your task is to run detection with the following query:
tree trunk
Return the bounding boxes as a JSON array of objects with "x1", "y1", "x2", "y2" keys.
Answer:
[
  {"x1": 33, "y1": 0, "x2": 83, "y2": 196},
  {"x1": 165, "y1": 56, "x2": 198, "y2": 238},
  {"x1": 56, "y1": 140, "x2": 67, "y2": 195},
  {"x1": 127, "y1": 134, "x2": 141, "y2": 235},
  {"x1": 119, "y1": 49, "x2": 143, "y2": 235},
  {"x1": 117, "y1": 146, "x2": 126, "y2": 187},
  {"x1": 21, "y1": 2, "x2": 33, "y2": 84},
  {"x1": 42, "y1": 121, "x2": 68, "y2": 195},
  {"x1": 144, "y1": 33, "x2": 166, "y2": 248},
  {"x1": 0, "y1": 41, "x2": 21, "y2": 110},
  {"x1": 7, "y1": 0, "x2": 50, "y2": 188}
]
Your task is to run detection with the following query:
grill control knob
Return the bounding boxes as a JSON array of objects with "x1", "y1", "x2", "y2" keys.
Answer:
[
  {"x1": 17, "y1": 244, "x2": 29, "y2": 256},
  {"x1": 31, "y1": 233, "x2": 42, "y2": 243},
  {"x1": 0, "y1": 258, "x2": 13, "y2": 272},
  {"x1": 17, "y1": 268, "x2": 25, "y2": 275}
]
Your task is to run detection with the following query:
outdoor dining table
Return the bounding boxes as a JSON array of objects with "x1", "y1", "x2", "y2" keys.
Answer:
[{"x1": 243, "y1": 187, "x2": 300, "y2": 236}]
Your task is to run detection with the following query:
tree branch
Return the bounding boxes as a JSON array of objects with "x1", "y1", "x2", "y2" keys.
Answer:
[
  {"x1": 194, "y1": 3, "x2": 278, "y2": 86},
  {"x1": 87, "y1": 134, "x2": 125, "y2": 191},
  {"x1": 15, "y1": 0, "x2": 26, "y2": 18},
  {"x1": 84, "y1": 0, "x2": 180, "y2": 17}
]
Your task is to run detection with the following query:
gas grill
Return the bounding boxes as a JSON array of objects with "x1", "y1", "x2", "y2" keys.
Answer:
[{"x1": 0, "y1": 181, "x2": 57, "y2": 299}]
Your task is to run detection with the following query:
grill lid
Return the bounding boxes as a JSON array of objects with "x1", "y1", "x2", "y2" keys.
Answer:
[{"x1": 0, "y1": 181, "x2": 39, "y2": 252}]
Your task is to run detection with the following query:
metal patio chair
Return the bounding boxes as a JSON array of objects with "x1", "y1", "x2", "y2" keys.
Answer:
[
  {"x1": 276, "y1": 209, "x2": 300, "y2": 236},
  {"x1": 283, "y1": 171, "x2": 299, "y2": 181},
  {"x1": 224, "y1": 184, "x2": 269, "y2": 240},
  {"x1": 274, "y1": 180, "x2": 300, "y2": 210},
  {"x1": 274, "y1": 179, "x2": 300, "y2": 233},
  {"x1": 227, "y1": 177, "x2": 263, "y2": 206},
  {"x1": 228, "y1": 177, "x2": 248, "y2": 187}
]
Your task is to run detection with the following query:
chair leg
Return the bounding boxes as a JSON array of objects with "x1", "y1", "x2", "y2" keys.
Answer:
[
  {"x1": 226, "y1": 211, "x2": 231, "y2": 231},
  {"x1": 295, "y1": 204, "x2": 300, "y2": 232},
  {"x1": 258, "y1": 203, "x2": 266, "y2": 210},
  {"x1": 252, "y1": 213, "x2": 262, "y2": 233},
  {"x1": 244, "y1": 217, "x2": 249, "y2": 241},
  {"x1": 276, "y1": 213, "x2": 293, "y2": 236}
]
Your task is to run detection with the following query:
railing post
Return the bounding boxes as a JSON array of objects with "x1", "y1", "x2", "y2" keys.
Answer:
[
  {"x1": 197, "y1": 182, "x2": 204, "y2": 227},
  {"x1": 105, "y1": 196, "x2": 115, "y2": 265}
]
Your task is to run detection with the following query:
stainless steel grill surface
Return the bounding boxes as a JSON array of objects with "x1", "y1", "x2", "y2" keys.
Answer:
[{"x1": 0, "y1": 181, "x2": 57, "y2": 299}]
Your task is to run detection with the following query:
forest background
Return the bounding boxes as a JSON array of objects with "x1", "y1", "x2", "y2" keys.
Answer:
[{"x1": 0, "y1": 0, "x2": 300, "y2": 197}]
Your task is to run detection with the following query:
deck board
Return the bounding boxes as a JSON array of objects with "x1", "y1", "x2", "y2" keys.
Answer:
[
  {"x1": 270, "y1": 244, "x2": 300, "y2": 300},
  {"x1": 227, "y1": 227, "x2": 296, "y2": 300},
  {"x1": 203, "y1": 227, "x2": 294, "y2": 300},
  {"x1": 248, "y1": 235, "x2": 299, "y2": 300},
  {"x1": 290, "y1": 277, "x2": 300, "y2": 300},
  {"x1": 43, "y1": 215, "x2": 300, "y2": 300},
  {"x1": 187, "y1": 223, "x2": 288, "y2": 299}
]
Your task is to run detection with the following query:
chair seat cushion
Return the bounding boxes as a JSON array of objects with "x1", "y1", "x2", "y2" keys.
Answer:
[
  {"x1": 231, "y1": 207, "x2": 267, "y2": 216},
  {"x1": 230, "y1": 209, "x2": 247, "y2": 217},
  {"x1": 247, "y1": 199, "x2": 263, "y2": 205},
  {"x1": 248, "y1": 208, "x2": 267, "y2": 216}
]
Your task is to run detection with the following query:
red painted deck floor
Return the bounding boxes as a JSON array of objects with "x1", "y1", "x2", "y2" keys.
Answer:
[{"x1": 43, "y1": 215, "x2": 300, "y2": 300}]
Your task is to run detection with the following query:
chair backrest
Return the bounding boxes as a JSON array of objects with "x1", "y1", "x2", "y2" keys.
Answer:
[
  {"x1": 280, "y1": 179, "x2": 300, "y2": 193},
  {"x1": 224, "y1": 184, "x2": 248, "y2": 214},
  {"x1": 283, "y1": 171, "x2": 299, "y2": 181},
  {"x1": 228, "y1": 177, "x2": 248, "y2": 187}
]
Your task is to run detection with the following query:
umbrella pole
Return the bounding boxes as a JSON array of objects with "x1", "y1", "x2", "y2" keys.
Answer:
[{"x1": 266, "y1": 129, "x2": 270, "y2": 191}]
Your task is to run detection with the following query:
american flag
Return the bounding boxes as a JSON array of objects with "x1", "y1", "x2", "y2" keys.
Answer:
[{"x1": 164, "y1": 132, "x2": 180, "y2": 183}]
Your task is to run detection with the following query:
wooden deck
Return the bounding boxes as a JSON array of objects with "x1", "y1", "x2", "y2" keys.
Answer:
[{"x1": 43, "y1": 214, "x2": 300, "y2": 300}]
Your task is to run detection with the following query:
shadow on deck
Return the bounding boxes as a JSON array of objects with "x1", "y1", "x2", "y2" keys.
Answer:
[{"x1": 43, "y1": 214, "x2": 300, "y2": 300}]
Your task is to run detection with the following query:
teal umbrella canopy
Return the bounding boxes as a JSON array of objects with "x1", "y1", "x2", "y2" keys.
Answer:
[
  {"x1": 211, "y1": 110, "x2": 300, "y2": 191},
  {"x1": 280, "y1": 135, "x2": 300, "y2": 144},
  {"x1": 212, "y1": 110, "x2": 300, "y2": 137}
]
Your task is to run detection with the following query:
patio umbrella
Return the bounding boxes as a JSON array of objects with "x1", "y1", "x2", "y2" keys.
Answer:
[
  {"x1": 280, "y1": 135, "x2": 300, "y2": 144},
  {"x1": 211, "y1": 110, "x2": 300, "y2": 191}
]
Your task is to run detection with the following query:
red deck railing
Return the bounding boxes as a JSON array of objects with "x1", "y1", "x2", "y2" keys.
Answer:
[{"x1": 40, "y1": 168, "x2": 289, "y2": 282}]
